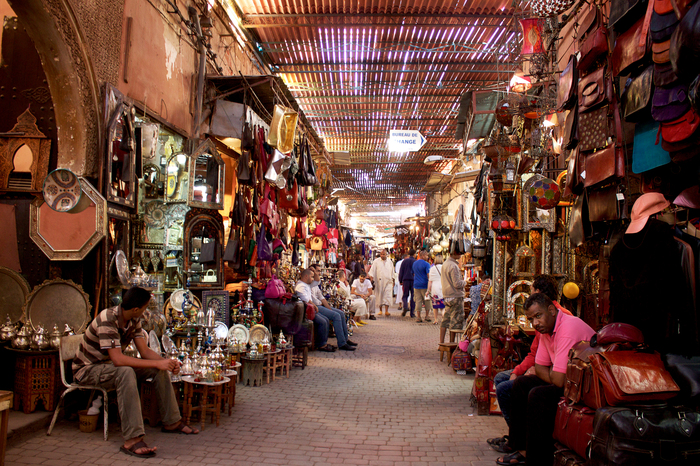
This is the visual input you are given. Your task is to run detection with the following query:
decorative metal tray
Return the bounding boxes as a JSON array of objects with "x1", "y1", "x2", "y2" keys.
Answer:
[
  {"x1": 0, "y1": 266, "x2": 31, "y2": 323},
  {"x1": 248, "y1": 324, "x2": 271, "y2": 346},
  {"x1": 24, "y1": 278, "x2": 91, "y2": 333},
  {"x1": 228, "y1": 324, "x2": 249, "y2": 345}
]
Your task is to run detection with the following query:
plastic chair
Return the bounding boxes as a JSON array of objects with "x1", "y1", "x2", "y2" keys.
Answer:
[{"x1": 47, "y1": 335, "x2": 111, "y2": 440}]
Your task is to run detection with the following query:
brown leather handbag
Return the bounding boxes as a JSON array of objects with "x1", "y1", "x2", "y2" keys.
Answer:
[
  {"x1": 582, "y1": 145, "x2": 625, "y2": 187},
  {"x1": 579, "y1": 105, "x2": 613, "y2": 152},
  {"x1": 652, "y1": 39, "x2": 671, "y2": 64},
  {"x1": 587, "y1": 185, "x2": 621, "y2": 222},
  {"x1": 565, "y1": 340, "x2": 606, "y2": 407},
  {"x1": 578, "y1": 67, "x2": 612, "y2": 113},
  {"x1": 564, "y1": 147, "x2": 584, "y2": 197},
  {"x1": 557, "y1": 54, "x2": 579, "y2": 111},
  {"x1": 578, "y1": 7, "x2": 609, "y2": 72},
  {"x1": 589, "y1": 351, "x2": 681, "y2": 406},
  {"x1": 612, "y1": 16, "x2": 650, "y2": 76},
  {"x1": 563, "y1": 108, "x2": 579, "y2": 150},
  {"x1": 553, "y1": 399, "x2": 596, "y2": 459},
  {"x1": 622, "y1": 65, "x2": 654, "y2": 122}
]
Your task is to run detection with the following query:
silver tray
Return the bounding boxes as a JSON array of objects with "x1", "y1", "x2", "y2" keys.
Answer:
[
  {"x1": 149, "y1": 330, "x2": 160, "y2": 353},
  {"x1": 227, "y1": 324, "x2": 249, "y2": 345},
  {"x1": 114, "y1": 250, "x2": 130, "y2": 286},
  {"x1": 24, "y1": 278, "x2": 91, "y2": 333},
  {"x1": 0, "y1": 266, "x2": 31, "y2": 323},
  {"x1": 213, "y1": 321, "x2": 228, "y2": 340},
  {"x1": 248, "y1": 324, "x2": 271, "y2": 346}
]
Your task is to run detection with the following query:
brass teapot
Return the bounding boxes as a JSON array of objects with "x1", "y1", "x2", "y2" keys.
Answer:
[{"x1": 1, "y1": 315, "x2": 17, "y2": 341}]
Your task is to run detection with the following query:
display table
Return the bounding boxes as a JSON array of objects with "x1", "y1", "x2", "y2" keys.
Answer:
[
  {"x1": 261, "y1": 349, "x2": 281, "y2": 384},
  {"x1": 5, "y1": 348, "x2": 58, "y2": 413},
  {"x1": 1, "y1": 391, "x2": 12, "y2": 466},
  {"x1": 181, "y1": 376, "x2": 229, "y2": 431},
  {"x1": 227, "y1": 350, "x2": 246, "y2": 382},
  {"x1": 240, "y1": 356, "x2": 264, "y2": 387}
]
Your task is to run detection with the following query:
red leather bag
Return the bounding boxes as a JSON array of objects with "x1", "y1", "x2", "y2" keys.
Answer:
[
  {"x1": 564, "y1": 340, "x2": 607, "y2": 408},
  {"x1": 612, "y1": 16, "x2": 650, "y2": 76},
  {"x1": 578, "y1": 8, "x2": 609, "y2": 72},
  {"x1": 591, "y1": 322, "x2": 645, "y2": 347},
  {"x1": 305, "y1": 302, "x2": 316, "y2": 320},
  {"x1": 578, "y1": 67, "x2": 613, "y2": 113},
  {"x1": 554, "y1": 399, "x2": 596, "y2": 459},
  {"x1": 589, "y1": 351, "x2": 681, "y2": 406},
  {"x1": 278, "y1": 178, "x2": 299, "y2": 210},
  {"x1": 661, "y1": 108, "x2": 700, "y2": 147},
  {"x1": 582, "y1": 145, "x2": 625, "y2": 187}
]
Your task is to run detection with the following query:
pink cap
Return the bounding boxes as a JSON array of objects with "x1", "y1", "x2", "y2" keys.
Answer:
[
  {"x1": 626, "y1": 193, "x2": 670, "y2": 234},
  {"x1": 674, "y1": 186, "x2": 700, "y2": 209}
]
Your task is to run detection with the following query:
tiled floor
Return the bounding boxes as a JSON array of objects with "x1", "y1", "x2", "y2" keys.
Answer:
[{"x1": 5, "y1": 306, "x2": 505, "y2": 465}]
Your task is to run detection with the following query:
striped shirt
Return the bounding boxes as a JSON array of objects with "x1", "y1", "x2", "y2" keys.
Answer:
[{"x1": 72, "y1": 305, "x2": 145, "y2": 380}]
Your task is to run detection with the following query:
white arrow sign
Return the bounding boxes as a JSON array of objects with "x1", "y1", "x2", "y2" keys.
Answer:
[{"x1": 388, "y1": 130, "x2": 426, "y2": 152}]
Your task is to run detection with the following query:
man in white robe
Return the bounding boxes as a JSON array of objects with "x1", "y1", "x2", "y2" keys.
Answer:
[{"x1": 368, "y1": 249, "x2": 395, "y2": 316}]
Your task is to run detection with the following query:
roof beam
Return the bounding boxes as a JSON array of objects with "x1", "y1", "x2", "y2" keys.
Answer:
[
  {"x1": 279, "y1": 68, "x2": 516, "y2": 74},
  {"x1": 285, "y1": 80, "x2": 502, "y2": 91},
  {"x1": 243, "y1": 23, "x2": 510, "y2": 29},
  {"x1": 275, "y1": 61, "x2": 517, "y2": 68},
  {"x1": 260, "y1": 40, "x2": 514, "y2": 55},
  {"x1": 243, "y1": 13, "x2": 512, "y2": 20},
  {"x1": 295, "y1": 94, "x2": 462, "y2": 100}
]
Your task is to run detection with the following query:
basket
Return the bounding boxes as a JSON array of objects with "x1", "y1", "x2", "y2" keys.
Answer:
[{"x1": 78, "y1": 410, "x2": 98, "y2": 433}]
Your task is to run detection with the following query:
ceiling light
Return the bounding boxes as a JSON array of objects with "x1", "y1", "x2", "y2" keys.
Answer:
[{"x1": 423, "y1": 155, "x2": 455, "y2": 165}]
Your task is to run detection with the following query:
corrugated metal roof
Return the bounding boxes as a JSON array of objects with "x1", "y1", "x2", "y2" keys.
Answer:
[{"x1": 229, "y1": 0, "x2": 528, "y2": 213}]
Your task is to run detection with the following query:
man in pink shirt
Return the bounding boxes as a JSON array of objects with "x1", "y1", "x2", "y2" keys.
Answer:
[{"x1": 496, "y1": 293, "x2": 594, "y2": 466}]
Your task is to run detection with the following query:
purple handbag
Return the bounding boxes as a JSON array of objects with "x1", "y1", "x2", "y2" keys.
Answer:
[
  {"x1": 652, "y1": 83, "x2": 690, "y2": 122},
  {"x1": 257, "y1": 224, "x2": 273, "y2": 262}
]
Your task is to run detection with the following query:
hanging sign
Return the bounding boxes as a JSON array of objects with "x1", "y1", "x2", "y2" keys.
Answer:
[{"x1": 388, "y1": 130, "x2": 426, "y2": 152}]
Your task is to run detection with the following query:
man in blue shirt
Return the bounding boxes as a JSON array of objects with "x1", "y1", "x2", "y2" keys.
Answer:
[
  {"x1": 412, "y1": 250, "x2": 432, "y2": 323},
  {"x1": 398, "y1": 249, "x2": 417, "y2": 318}
]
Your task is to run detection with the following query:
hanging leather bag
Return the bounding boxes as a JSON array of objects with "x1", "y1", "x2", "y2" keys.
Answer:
[
  {"x1": 553, "y1": 400, "x2": 596, "y2": 459},
  {"x1": 588, "y1": 185, "x2": 622, "y2": 221},
  {"x1": 622, "y1": 65, "x2": 654, "y2": 122},
  {"x1": 579, "y1": 105, "x2": 614, "y2": 152},
  {"x1": 279, "y1": 177, "x2": 299, "y2": 210},
  {"x1": 237, "y1": 150, "x2": 253, "y2": 186},
  {"x1": 650, "y1": 10, "x2": 680, "y2": 42},
  {"x1": 578, "y1": 8, "x2": 609, "y2": 72},
  {"x1": 654, "y1": 62, "x2": 679, "y2": 87},
  {"x1": 297, "y1": 137, "x2": 318, "y2": 186},
  {"x1": 632, "y1": 119, "x2": 671, "y2": 173},
  {"x1": 557, "y1": 54, "x2": 578, "y2": 111},
  {"x1": 652, "y1": 39, "x2": 671, "y2": 63},
  {"x1": 578, "y1": 67, "x2": 613, "y2": 113},
  {"x1": 563, "y1": 107, "x2": 579, "y2": 150},
  {"x1": 257, "y1": 224, "x2": 273, "y2": 262},
  {"x1": 661, "y1": 108, "x2": 700, "y2": 153},
  {"x1": 651, "y1": 82, "x2": 690, "y2": 121},
  {"x1": 613, "y1": 16, "x2": 651, "y2": 76},
  {"x1": 588, "y1": 350, "x2": 681, "y2": 406},
  {"x1": 582, "y1": 144, "x2": 626, "y2": 187},
  {"x1": 669, "y1": 0, "x2": 700, "y2": 80},
  {"x1": 609, "y1": 0, "x2": 648, "y2": 32},
  {"x1": 565, "y1": 147, "x2": 584, "y2": 196},
  {"x1": 569, "y1": 192, "x2": 591, "y2": 248}
]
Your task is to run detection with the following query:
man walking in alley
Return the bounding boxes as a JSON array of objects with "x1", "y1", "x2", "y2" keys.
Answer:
[
  {"x1": 412, "y1": 250, "x2": 432, "y2": 323},
  {"x1": 398, "y1": 249, "x2": 417, "y2": 318},
  {"x1": 72, "y1": 287, "x2": 198, "y2": 458},
  {"x1": 369, "y1": 248, "x2": 395, "y2": 316}
]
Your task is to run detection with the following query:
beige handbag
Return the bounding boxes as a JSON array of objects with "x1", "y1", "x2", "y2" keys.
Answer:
[
  {"x1": 267, "y1": 104, "x2": 298, "y2": 154},
  {"x1": 310, "y1": 236, "x2": 323, "y2": 251}
]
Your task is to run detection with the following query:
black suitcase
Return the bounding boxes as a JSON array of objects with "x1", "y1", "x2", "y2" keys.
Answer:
[
  {"x1": 554, "y1": 443, "x2": 587, "y2": 466},
  {"x1": 589, "y1": 404, "x2": 700, "y2": 465}
]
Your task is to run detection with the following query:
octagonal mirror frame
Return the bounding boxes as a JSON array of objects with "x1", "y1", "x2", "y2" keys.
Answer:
[{"x1": 30, "y1": 177, "x2": 107, "y2": 260}]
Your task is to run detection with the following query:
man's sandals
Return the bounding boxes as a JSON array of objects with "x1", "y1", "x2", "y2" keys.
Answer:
[
  {"x1": 487, "y1": 435, "x2": 514, "y2": 453},
  {"x1": 120, "y1": 440, "x2": 156, "y2": 458},
  {"x1": 161, "y1": 421, "x2": 199, "y2": 434},
  {"x1": 496, "y1": 451, "x2": 526, "y2": 465}
]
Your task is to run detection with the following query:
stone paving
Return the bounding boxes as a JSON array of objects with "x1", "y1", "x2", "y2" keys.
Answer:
[{"x1": 5, "y1": 305, "x2": 506, "y2": 466}]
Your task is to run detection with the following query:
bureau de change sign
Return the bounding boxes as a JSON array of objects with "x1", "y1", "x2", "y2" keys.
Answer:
[{"x1": 388, "y1": 130, "x2": 426, "y2": 152}]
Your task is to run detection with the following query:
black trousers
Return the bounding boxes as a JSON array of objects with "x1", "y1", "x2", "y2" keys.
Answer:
[{"x1": 508, "y1": 375, "x2": 563, "y2": 466}]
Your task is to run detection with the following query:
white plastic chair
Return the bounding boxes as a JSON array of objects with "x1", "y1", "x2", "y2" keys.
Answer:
[{"x1": 47, "y1": 335, "x2": 111, "y2": 440}]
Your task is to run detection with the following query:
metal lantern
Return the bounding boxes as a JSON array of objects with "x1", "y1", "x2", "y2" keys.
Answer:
[{"x1": 505, "y1": 159, "x2": 517, "y2": 184}]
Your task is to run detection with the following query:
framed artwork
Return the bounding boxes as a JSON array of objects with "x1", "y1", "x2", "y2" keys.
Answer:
[{"x1": 202, "y1": 290, "x2": 230, "y2": 327}]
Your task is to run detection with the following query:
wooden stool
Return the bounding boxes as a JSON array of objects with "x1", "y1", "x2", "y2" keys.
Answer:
[
  {"x1": 1, "y1": 391, "x2": 12, "y2": 466},
  {"x1": 292, "y1": 346, "x2": 308, "y2": 369},
  {"x1": 276, "y1": 347, "x2": 293, "y2": 378},
  {"x1": 449, "y1": 329, "x2": 463, "y2": 343},
  {"x1": 241, "y1": 357, "x2": 264, "y2": 387},
  {"x1": 438, "y1": 342, "x2": 458, "y2": 363},
  {"x1": 9, "y1": 349, "x2": 58, "y2": 413},
  {"x1": 262, "y1": 350, "x2": 281, "y2": 384}
]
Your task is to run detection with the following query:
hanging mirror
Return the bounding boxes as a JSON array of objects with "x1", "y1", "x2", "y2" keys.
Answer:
[
  {"x1": 522, "y1": 175, "x2": 557, "y2": 233},
  {"x1": 165, "y1": 153, "x2": 189, "y2": 203},
  {"x1": 187, "y1": 139, "x2": 225, "y2": 210},
  {"x1": 184, "y1": 209, "x2": 223, "y2": 288},
  {"x1": 106, "y1": 102, "x2": 137, "y2": 208}
]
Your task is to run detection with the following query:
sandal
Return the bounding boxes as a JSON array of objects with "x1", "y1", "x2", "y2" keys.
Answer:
[
  {"x1": 120, "y1": 440, "x2": 156, "y2": 458},
  {"x1": 161, "y1": 421, "x2": 199, "y2": 435},
  {"x1": 496, "y1": 451, "x2": 526, "y2": 466}
]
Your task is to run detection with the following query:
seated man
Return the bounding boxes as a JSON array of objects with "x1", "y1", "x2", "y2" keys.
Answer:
[
  {"x1": 488, "y1": 275, "x2": 571, "y2": 454},
  {"x1": 351, "y1": 272, "x2": 376, "y2": 320},
  {"x1": 295, "y1": 268, "x2": 335, "y2": 352},
  {"x1": 310, "y1": 264, "x2": 358, "y2": 351},
  {"x1": 72, "y1": 287, "x2": 198, "y2": 459},
  {"x1": 337, "y1": 269, "x2": 368, "y2": 325},
  {"x1": 496, "y1": 293, "x2": 594, "y2": 466}
]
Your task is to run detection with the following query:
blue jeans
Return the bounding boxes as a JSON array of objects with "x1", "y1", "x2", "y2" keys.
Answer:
[
  {"x1": 401, "y1": 280, "x2": 415, "y2": 315},
  {"x1": 317, "y1": 306, "x2": 348, "y2": 348},
  {"x1": 494, "y1": 369, "x2": 514, "y2": 424},
  {"x1": 312, "y1": 312, "x2": 329, "y2": 348}
]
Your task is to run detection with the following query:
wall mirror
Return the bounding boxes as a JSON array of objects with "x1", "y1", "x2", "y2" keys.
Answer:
[
  {"x1": 184, "y1": 209, "x2": 223, "y2": 288},
  {"x1": 106, "y1": 102, "x2": 136, "y2": 208},
  {"x1": 141, "y1": 164, "x2": 163, "y2": 200},
  {"x1": 187, "y1": 139, "x2": 225, "y2": 210},
  {"x1": 522, "y1": 175, "x2": 557, "y2": 233},
  {"x1": 30, "y1": 177, "x2": 107, "y2": 260},
  {"x1": 165, "y1": 153, "x2": 189, "y2": 203}
]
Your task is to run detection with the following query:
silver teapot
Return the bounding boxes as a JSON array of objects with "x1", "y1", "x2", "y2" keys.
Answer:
[
  {"x1": 12, "y1": 323, "x2": 31, "y2": 350},
  {"x1": 63, "y1": 323, "x2": 75, "y2": 336},
  {"x1": 49, "y1": 324, "x2": 62, "y2": 350},
  {"x1": 1, "y1": 315, "x2": 17, "y2": 341},
  {"x1": 30, "y1": 325, "x2": 50, "y2": 351}
]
